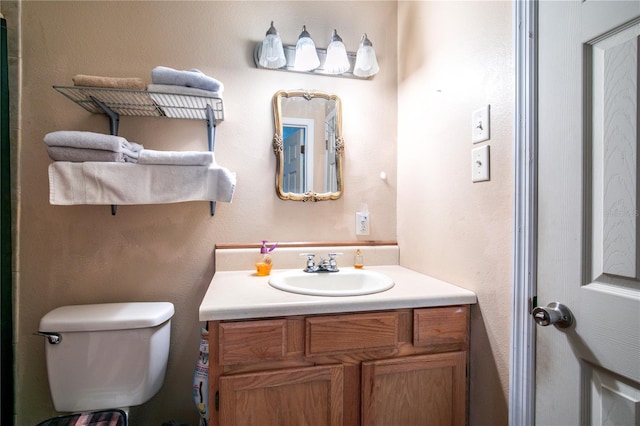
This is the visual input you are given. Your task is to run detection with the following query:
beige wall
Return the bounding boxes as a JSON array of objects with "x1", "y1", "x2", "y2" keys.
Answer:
[
  {"x1": 9, "y1": 0, "x2": 512, "y2": 425},
  {"x1": 15, "y1": 1, "x2": 397, "y2": 425},
  {"x1": 397, "y1": 2, "x2": 513, "y2": 425}
]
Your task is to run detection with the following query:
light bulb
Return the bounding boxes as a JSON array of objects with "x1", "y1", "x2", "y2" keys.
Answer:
[
  {"x1": 324, "y1": 29, "x2": 350, "y2": 75},
  {"x1": 294, "y1": 25, "x2": 320, "y2": 71},
  {"x1": 259, "y1": 21, "x2": 286, "y2": 69},
  {"x1": 354, "y1": 33, "x2": 380, "y2": 78}
]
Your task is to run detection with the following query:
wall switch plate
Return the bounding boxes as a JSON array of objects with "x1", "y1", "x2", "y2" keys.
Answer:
[
  {"x1": 355, "y1": 212, "x2": 370, "y2": 235},
  {"x1": 472, "y1": 145, "x2": 490, "y2": 182},
  {"x1": 472, "y1": 105, "x2": 490, "y2": 143}
]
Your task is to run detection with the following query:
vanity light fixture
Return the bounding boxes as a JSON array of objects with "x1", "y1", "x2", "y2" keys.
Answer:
[
  {"x1": 258, "y1": 21, "x2": 287, "y2": 69},
  {"x1": 253, "y1": 23, "x2": 378, "y2": 79},
  {"x1": 294, "y1": 25, "x2": 320, "y2": 71},
  {"x1": 353, "y1": 33, "x2": 380, "y2": 78},
  {"x1": 324, "y1": 29, "x2": 351, "y2": 75}
]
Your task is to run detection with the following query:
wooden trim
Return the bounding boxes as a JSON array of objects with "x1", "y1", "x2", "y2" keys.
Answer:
[{"x1": 215, "y1": 241, "x2": 397, "y2": 250}]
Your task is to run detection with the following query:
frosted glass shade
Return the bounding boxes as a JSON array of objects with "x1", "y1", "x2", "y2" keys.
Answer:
[
  {"x1": 353, "y1": 34, "x2": 380, "y2": 78},
  {"x1": 324, "y1": 30, "x2": 350, "y2": 75},
  {"x1": 294, "y1": 26, "x2": 320, "y2": 71},
  {"x1": 258, "y1": 22, "x2": 286, "y2": 69}
]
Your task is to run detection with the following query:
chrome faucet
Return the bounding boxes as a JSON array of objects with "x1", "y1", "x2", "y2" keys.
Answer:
[{"x1": 300, "y1": 253, "x2": 342, "y2": 273}]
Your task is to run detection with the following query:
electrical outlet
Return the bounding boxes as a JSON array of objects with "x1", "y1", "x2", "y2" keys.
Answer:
[{"x1": 356, "y1": 212, "x2": 370, "y2": 235}]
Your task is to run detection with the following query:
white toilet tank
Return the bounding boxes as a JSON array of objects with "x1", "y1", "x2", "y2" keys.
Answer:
[{"x1": 38, "y1": 302, "x2": 175, "y2": 412}]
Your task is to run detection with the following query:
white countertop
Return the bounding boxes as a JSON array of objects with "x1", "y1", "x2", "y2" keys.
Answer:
[{"x1": 199, "y1": 265, "x2": 477, "y2": 321}]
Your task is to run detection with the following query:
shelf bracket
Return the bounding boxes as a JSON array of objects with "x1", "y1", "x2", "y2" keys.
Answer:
[
  {"x1": 206, "y1": 104, "x2": 217, "y2": 216},
  {"x1": 89, "y1": 96, "x2": 120, "y2": 136},
  {"x1": 89, "y1": 95, "x2": 120, "y2": 215}
]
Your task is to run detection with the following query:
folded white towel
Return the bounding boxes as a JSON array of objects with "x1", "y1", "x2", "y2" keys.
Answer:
[
  {"x1": 151, "y1": 66, "x2": 224, "y2": 93},
  {"x1": 48, "y1": 162, "x2": 236, "y2": 205},
  {"x1": 44, "y1": 131, "x2": 143, "y2": 155},
  {"x1": 138, "y1": 149, "x2": 214, "y2": 166},
  {"x1": 47, "y1": 146, "x2": 138, "y2": 163},
  {"x1": 147, "y1": 84, "x2": 222, "y2": 99}
]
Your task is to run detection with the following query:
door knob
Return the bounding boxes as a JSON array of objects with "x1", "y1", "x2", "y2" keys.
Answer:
[{"x1": 532, "y1": 302, "x2": 573, "y2": 328}]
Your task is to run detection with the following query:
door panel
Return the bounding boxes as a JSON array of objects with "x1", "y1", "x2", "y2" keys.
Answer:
[
  {"x1": 361, "y1": 352, "x2": 466, "y2": 426},
  {"x1": 537, "y1": 1, "x2": 640, "y2": 424},
  {"x1": 219, "y1": 364, "x2": 343, "y2": 426}
]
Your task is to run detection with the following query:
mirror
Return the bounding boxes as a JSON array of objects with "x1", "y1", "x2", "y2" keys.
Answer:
[{"x1": 272, "y1": 90, "x2": 344, "y2": 201}]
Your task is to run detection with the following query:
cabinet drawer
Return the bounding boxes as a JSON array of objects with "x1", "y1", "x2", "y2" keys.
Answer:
[
  {"x1": 219, "y1": 319, "x2": 287, "y2": 365},
  {"x1": 413, "y1": 306, "x2": 469, "y2": 348},
  {"x1": 306, "y1": 312, "x2": 398, "y2": 356}
]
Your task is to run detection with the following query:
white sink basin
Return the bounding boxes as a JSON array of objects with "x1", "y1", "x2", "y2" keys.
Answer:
[{"x1": 268, "y1": 268, "x2": 395, "y2": 296}]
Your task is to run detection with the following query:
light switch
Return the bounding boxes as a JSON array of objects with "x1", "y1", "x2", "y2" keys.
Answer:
[
  {"x1": 472, "y1": 145, "x2": 490, "y2": 182},
  {"x1": 472, "y1": 105, "x2": 490, "y2": 143}
]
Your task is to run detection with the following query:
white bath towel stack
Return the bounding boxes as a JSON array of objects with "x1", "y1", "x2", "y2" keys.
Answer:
[
  {"x1": 43, "y1": 131, "x2": 143, "y2": 163},
  {"x1": 150, "y1": 66, "x2": 224, "y2": 93},
  {"x1": 147, "y1": 66, "x2": 224, "y2": 118},
  {"x1": 138, "y1": 149, "x2": 214, "y2": 166}
]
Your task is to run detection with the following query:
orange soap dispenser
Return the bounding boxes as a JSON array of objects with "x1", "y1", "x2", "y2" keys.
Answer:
[{"x1": 256, "y1": 240, "x2": 277, "y2": 276}]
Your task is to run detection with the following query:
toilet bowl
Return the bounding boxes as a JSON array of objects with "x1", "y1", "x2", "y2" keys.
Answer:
[{"x1": 35, "y1": 302, "x2": 175, "y2": 425}]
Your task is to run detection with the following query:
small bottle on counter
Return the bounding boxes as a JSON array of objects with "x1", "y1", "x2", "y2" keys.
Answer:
[
  {"x1": 354, "y1": 249, "x2": 364, "y2": 269},
  {"x1": 256, "y1": 240, "x2": 277, "y2": 276}
]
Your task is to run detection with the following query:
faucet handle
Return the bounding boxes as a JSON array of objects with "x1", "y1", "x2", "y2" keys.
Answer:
[
  {"x1": 300, "y1": 253, "x2": 318, "y2": 272},
  {"x1": 300, "y1": 253, "x2": 316, "y2": 270},
  {"x1": 327, "y1": 253, "x2": 343, "y2": 270}
]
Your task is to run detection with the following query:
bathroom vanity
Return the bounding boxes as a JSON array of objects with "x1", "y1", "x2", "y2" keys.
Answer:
[{"x1": 199, "y1": 245, "x2": 477, "y2": 425}]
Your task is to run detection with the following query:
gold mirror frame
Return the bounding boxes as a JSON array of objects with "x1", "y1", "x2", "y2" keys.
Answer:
[{"x1": 272, "y1": 90, "x2": 344, "y2": 201}]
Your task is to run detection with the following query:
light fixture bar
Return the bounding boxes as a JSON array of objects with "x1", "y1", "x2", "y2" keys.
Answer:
[{"x1": 253, "y1": 43, "x2": 371, "y2": 79}]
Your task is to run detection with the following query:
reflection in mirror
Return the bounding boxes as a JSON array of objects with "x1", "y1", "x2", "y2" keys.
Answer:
[{"x1": 272, "y1": 90, "x2": 344, "y2": 201}]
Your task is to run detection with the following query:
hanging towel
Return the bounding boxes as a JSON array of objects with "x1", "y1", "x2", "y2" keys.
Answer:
[
  {"x1": 138, "y1": 149, "x2": 214, "y2": 166},
  {"x1": 72, "y1": 74, "x2": 146, "y2": 90},
  {"x1": 47, "y1": 146, "x2": 138, "y2": 163},
  {"x1": 151, "y1": 66, "x2": 224, "y2": 93},
  {"x1": 48, "y1": 162, "x2": 236, "y2": 205},
  {"x1": 44, "y1": 131, "x2": 143, "y2": 156}
]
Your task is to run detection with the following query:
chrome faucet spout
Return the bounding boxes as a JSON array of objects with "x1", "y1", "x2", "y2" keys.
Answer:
[{"x1": 302, "y1": 252, "x2": 342, "y2": 273}]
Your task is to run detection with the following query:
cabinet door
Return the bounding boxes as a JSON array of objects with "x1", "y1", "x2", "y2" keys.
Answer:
[
  {"x1": 361, "y1": 352, "x2": 467, "y2": 426},
  {"x1": 219, "y1": 364, "x2": 344, "y2": 426}
]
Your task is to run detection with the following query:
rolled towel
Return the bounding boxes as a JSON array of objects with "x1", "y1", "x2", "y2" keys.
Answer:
[
  {"x1": 151, "y1": 66, "x2": 224, "y2": 93},
  {"x1": 72, "y1": 74, "x2": 146, "y2": 90},
  {"x1": 44, "y1": 131, "x2": 143, "y2": 155},
  {"x1": 138, "y1": 149, "x2": 214, "y2": 166},
  {"x1": 47, "y1": 146, "x2": 138, "y2": 163}
]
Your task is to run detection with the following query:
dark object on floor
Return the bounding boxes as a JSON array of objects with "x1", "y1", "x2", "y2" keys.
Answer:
[{"x1": 35, "y1": 409, "x2": 126, "y2": 426}]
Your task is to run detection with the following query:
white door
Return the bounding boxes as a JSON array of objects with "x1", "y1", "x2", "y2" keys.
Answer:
[
  {"x1": 537, "y1": 1, "x2": 640, "y2": 424},
  {"x1": 282, "y1": 126, "x2": 305, "y2": 193}
]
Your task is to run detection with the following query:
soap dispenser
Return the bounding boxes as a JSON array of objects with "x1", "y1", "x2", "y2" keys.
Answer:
[
  {"x1": 256, "y1": 240, "x2": 277, "y2": 276},
  {"x1": 354, "y1": 249, "x2": 364, "y2": 269}
]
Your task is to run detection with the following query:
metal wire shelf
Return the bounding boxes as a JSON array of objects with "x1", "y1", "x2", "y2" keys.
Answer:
[
  {"x1": 53, "y1": 86, "x2": 224, "y2": 122},
  {"x1": 52, "y1": 85, "x2": 225, "y2": 216}
]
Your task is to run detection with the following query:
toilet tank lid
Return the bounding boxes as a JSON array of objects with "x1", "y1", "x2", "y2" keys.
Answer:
[{"x1": 38, "y1": 302, "x2": 175, "y2": 332}]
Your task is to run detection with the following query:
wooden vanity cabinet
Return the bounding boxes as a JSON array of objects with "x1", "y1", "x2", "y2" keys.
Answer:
[{"x1": 208, "y1": 305, "x2": 469, "y2": 426}]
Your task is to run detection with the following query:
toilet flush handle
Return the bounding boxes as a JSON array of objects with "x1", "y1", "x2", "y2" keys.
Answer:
[{"x1": 34, "y1": 331, "x2": 62, "y2": 344}]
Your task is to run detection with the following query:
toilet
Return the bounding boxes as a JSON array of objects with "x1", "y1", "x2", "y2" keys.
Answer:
[{"x1": 36, "y1": 302, "x2": 175, "y2": 425}]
